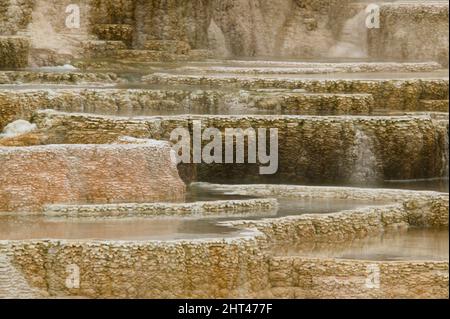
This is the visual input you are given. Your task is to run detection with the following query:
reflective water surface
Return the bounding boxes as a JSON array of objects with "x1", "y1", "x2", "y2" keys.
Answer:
[
  {"x1": 272, "y1": 227, "x2": 449, "y2": 261},
  {"x1": 0, "y1": 192, "x2": 390, "y2": 241}
]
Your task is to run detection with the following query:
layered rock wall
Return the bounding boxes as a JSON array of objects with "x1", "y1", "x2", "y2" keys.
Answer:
[
  {"x1": 368, "y1": 3, "x2": 449, "y2": 66},
  {"x1": 0, "y1": 36, "x2": 30, "y2": 68},
  {"x1": 2, "y1": 0, "x2": 447, "y2": 61},
  {"x1": 1, "y1": 190, "x2": 447, "y2": 298},
  {"x1": 30, "y1": 111, "x2": 449, "y2": 183}
]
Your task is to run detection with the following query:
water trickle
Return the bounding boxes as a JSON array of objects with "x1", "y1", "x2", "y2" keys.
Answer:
[
  {"x1": 328, "y1": 9, "x2": 368, "y2": 59},
  {"x1": 442, "y1": 126, "x2": 449, "y2": 178},
  {"x1": 208, "y1": 19, "x2": 230, "y2": 58},
  {"x1": 23, "y1": 1, "x2": 89, "y2": 66},
  {"x1": 349, "y1": 128, "x2": 381, "y2": 184}
]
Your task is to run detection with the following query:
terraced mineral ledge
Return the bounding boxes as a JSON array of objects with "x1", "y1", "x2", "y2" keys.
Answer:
[
  {"x1": 0, "y1": 0, "x2": 449, "y2": 300},
  {"x1": 43, "y1": 198, "x2": 279, "y2": 219},
  {"x1": 0, "y1": 184, "x2": 448, "y2": 298},
  {"x1": 12, "y1": 110, "x2": 447, "y2": 184}
]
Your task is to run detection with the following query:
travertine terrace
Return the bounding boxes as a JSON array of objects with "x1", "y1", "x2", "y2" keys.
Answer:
[{"x1": 0, "y1": 0, "x2": 449, "y2": 299}]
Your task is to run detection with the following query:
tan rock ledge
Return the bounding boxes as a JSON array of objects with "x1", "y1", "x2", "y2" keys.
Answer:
[
  {"x1": 0, "y1": 185, "x2": 447, "y2": 299},
  {"x1": 192, "y1": 182, "x2": 449, "y2": 201},
  {"x1": 0, "y1": 71, "x2": 119, "y2": 85},
  {"x1": 29, "y1": 110, "x2": 449, "y2": 183},
  {"x1": 175, "y1": 62, "x2": 444, "y2": 74},
  {"x1": 0, "y1": 141, "x2": 185, "y2": 212},
  {"x1": 222, "y1": 60, "x2": 444, "y2": 71},
  {"x1": 206, "y1": 185, "x2": 449, "y2": 243},
  {"x1": 142, "y1": 74, "x2": 449, "y2": 110},
  {"x1": 368, "y1": 2, "x2": 449, "y2": 67},
  {"x1": 0, "y1": 88, "x2": 377, "y2": 130},
  {"x1": 221, "y1": 202, "x2": 448, "y2": 244},
  {"x1": 43, "y1": 198, "x2": 278, "y2": 219},
  {"x1": 1, "y1": 205, "x2": 448, "y2": 299}
]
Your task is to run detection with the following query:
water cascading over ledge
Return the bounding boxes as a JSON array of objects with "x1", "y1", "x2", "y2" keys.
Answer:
[{"x1": 16, "y1": 110, "x2": 450, "y2": 185}]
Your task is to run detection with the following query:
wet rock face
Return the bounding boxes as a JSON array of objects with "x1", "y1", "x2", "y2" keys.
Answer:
[
  {"x1": 0, "y1": 142, "x2": 185, "y2": 212},
  {"x1": 29, "y1": 111, "x2": 449, "y2": 184},
  {"x1": 1, "y1": 0, "x2": 448, "y2": 61},
  {"x1": 213, "y1": 0, "x2": 353, "y2": 58},
  {"x1": 0, "y1": 0, "x2": 34, "y2": 35},
  {"x1": 192, "y1": 116, "x2": 448, "y2": 184},
  {"x1": 133, "y1": 0, "x2": 353, "y2": 56},
  {"x1": 368, "y1": 3, "x2": 449, "y2": 67},
  {"x1": 0, "y1": 36, "x2": 30, "y2": 68}
]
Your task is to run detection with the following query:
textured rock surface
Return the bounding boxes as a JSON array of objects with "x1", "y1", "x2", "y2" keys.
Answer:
[
  {"x1": 31, "y1": 111, "x2": 449, "y2": 183},
  {"x1": 0, "y1": 0, "x2": 448, "y2": 301},
  {"x1": 0, "y1": 71, "x2": 118, "y2": 85},
  {"x1": 143, "y1": 75, "x2": 449, "y2": 110},
  {"x1": 1, "y1": 1, "x2": 448, "y2": 62},
  {"x1": 0, "y1": 36, "x2": 30, "y2": 68},
  {"x1": 0, "y1": 188, "x2": 447, "y2": 299},
  {"x1": 44, "y1": 198, "x2": 278, "y2": 218},
  {"x1": 0, "y1": 247, "x2": 41, "y2": 298},
  {"x1": 368, "y1": 3, "x2": 449, "y2": 67},
  {"x1": 0, "y1": 88, "x2": 380, "y2": 129},
  {"x1": 0, "y1": 0, "x2": 34, "y2": 35},
  {"x1": 181, "y1": 61, "x2": 444, "y2": 74},
  {"x1": 1, "y1": 74, "x2": 448, "y2": 129},
  {"x1": 2, "y1": 238, "x2": 447, "y2": 299},
  {"x1": 4, "y1": 237, "x2": 268, "y2": 298},
  {"x1": 419, "y1": 99, "x2": 449, "y2": 112},
  {"x1": 267, "y1": 257, "x2": 448, "y2": 299},
  {"x1": 0, "y1": 142, "x2": 185, "y2": 212},
  {"x1": 93, "y1": 24, "x2": 134, "y2": 47},
  {"x1": 134, "y1": 0, "x2": 355, "y2": 57},
  {"x1": 193, "y1": 183, "x2": 450, "y2": 202},
  {"x1": 224, "y1": 197, "x2": 449, "y2": 242}
]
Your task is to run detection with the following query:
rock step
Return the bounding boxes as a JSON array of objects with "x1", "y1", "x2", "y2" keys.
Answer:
[
  {"x1": 419, "y1": 100, "x2": 449, "y2": 112},
  {"x1": 0, "y1": 89, "x2": 375, "y2": 130},
  {"x1": 143, "y1": 40, "x2": 191, "y2": 55},
  {"x1": 81, "y1": 48, "x2": 191, "y2": 62},
  {"x1": 142, "y1": 74, "x2": 449, "y2": 110},
  {"x1": 92, "y1": 24, "x2": 134, "y2": 47},
  {"x1": 0, "y1": 71, "x2": 118, "y2": 86},
  {"x1": 231, "y1": 91, "x2": 374, "y2": 114},
  {"x1": 44, "y1": 198, "x2": 278, "y2": 218},
  {"x1": 114, "y1": 49, "x2": 185, "y2": 62},
  {"x1": 30, "y1": 110, "x2": 449, "y2": 183},
  {"x1": 107, "y1": 49, "x2": 211, "y2": 62},
  {"x1": 82, "y1": 40, "x2": 127, "y2": 58},
  {"x1": 177, "y1": 62, "x2": 444, "y2": 74}
]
